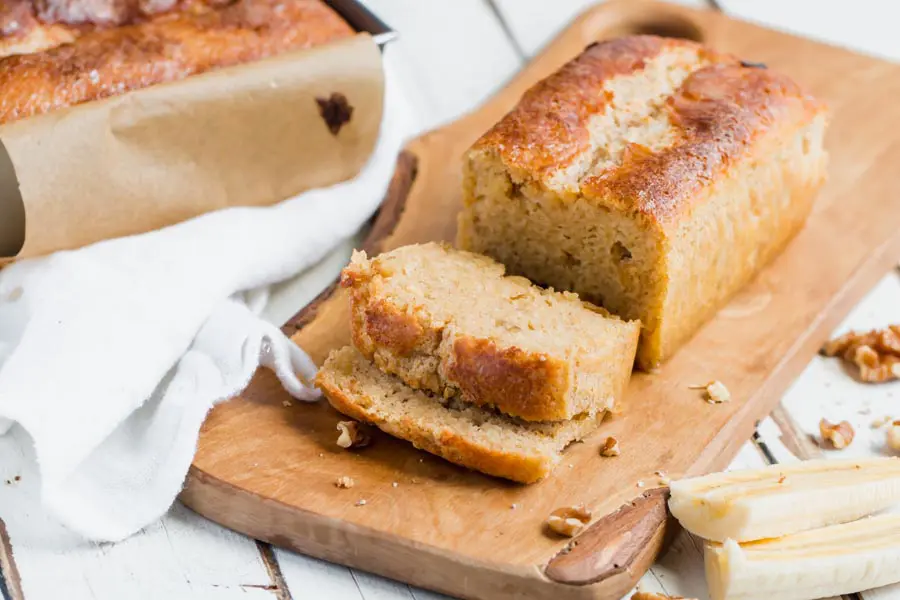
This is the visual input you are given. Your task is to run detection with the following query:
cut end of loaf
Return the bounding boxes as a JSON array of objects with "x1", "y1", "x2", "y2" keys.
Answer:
[
  {"x1": 341, "y1": 242, "x2": 640, "y2": 421},
  {"x1": 316, "y1": 346, "x2": 606, "y2": 483}
]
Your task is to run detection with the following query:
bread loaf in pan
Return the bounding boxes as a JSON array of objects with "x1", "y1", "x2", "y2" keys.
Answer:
[
  {"x1": 458, "y1": 35, "x2": 828, "y2": 369},
  {"x1": 0, "y1": 0, "x2": 354, "y2": 124},
  {"x1": 342, "y1": 243, "x2": 639, "y2": 422}
]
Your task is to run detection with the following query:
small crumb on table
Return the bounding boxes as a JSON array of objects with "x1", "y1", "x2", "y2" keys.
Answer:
[
  {"x1": 335, "y1": 476, "x2": 355, "y2": 489},
  {"x1": 689, "y1": 380, "x2": 731, "y2": 403},
  {"x1": 599, "y1": 436, "x2": 620, "y2": 457}
]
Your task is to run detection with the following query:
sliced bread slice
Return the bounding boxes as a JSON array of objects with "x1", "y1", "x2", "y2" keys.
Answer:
[
  {"x1": 316, "y1": 346, "x2": 605, "y2": 483},
  {"x1": 342, "y1": 242, "x2": 640, "y2": 422}
]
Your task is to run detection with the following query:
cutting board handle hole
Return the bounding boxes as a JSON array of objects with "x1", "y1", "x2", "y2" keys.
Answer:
[{"x1": 593, "y1": 9, "x2": 704, "y2": 43}]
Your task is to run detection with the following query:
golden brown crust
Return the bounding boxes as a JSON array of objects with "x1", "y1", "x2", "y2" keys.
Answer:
[
  {"x1": 444, "y1": 337, "x2": 570, "y2": 422},
  {"x1": 0, "y1": 0, "x2": 354, "y2": 124},
  {"x1": 361, "y1": 299, "x2": 426, "y2": 357},
  {"x1": 472, "y1": 36, "x2": 689, "y2": 177},
  {"x1": 472, "y1": 35, "x2": 826, "y2": 226},
  {"x1": 316, "y1": 370, "x2": 551, "y2": 484},
  {"x1": 583, "y1": 63, "x2": 825, "y2": 224}
]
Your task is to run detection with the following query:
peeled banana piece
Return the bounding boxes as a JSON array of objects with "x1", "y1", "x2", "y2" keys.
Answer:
[
  {"x1": 669, "y1": 457, "x2": 900, "y2": 542},
  {"x1": 705, "y1": 514, "x2": 900, "y2": 600}
]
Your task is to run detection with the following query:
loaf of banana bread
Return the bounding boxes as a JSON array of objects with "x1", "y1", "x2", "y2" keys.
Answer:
[
  {"x1": 0, "y1": 0, "x2": 354, "y2": 124},
  {"x1": 458, "y1": 35, "x2": 828, "y2": 369},
  {"x1": 342, "y1": 242, "x2": 640, "y2": 422}
]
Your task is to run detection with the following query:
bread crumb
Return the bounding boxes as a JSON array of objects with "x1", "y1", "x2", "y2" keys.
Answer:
[
  {"x1": 887, "y1": 421, "x2": 900, "y2": 451},
  {"x1": 872, "y1": 416, "x2": 892, "y2": 429},
  {"x1": 689, "y1": 380, "x2": 731, "y2": 403},
  {"x1": 335, "y1": 476, "x2": 355, "y2": 489},
  {"x1": 282, "y1": 400, "x2": 293, "y2": 407},
  {"x1": 318, "y1": 452, "x2": 325, "y2": 458},
  {"x1": 820, "y1": 418, "x2": 855, "y2": 449},
  {"x1": 391, "y1": 482, "x2": 399, "y2": 488},
  {"x1": 599, "y1": 436, "x2": 620, "y2": 457}
]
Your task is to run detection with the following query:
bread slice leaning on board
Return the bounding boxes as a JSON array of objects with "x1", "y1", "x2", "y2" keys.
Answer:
[
  {"x1": 317, "y1": 243, "x2": 639, "y2": 482},
  {"x1": 341, "y1": 242, "x2": 640, "y2": 422},
  {"x1": 316, "y1": 346, "x2": 608, "y2": 484}
]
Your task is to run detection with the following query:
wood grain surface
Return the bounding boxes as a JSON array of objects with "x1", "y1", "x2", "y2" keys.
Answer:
[{"x1": 181, "y1": 2, "x2": 900, "y2": 599}]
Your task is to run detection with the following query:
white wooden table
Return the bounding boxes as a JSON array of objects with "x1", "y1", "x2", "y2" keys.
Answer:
[{"x1": 2, "y1": 1, "x2": 899, "y2": 598}]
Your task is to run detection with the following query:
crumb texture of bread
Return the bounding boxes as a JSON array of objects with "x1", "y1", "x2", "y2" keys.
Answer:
[
  {"x1": 0, "y1": 0, "x2": 353, "y2": 124},
  {"x1": 315, "y1": 346, "x2": 605, "y2": 483},
  {"x1": 459, "y1": 35, "x2": 829, "y2": 369},
  {"x1": 341, "y1": 242, "x2": 640, "y2": 422}
]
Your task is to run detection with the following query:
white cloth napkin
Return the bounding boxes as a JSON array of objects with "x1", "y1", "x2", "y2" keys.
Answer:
[{"x1": 0, "y1": 71, "x2": 408, "y2": 542}]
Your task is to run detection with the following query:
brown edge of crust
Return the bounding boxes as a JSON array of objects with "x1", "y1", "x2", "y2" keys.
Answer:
[
  {"x1": 282, "y1": 149, "x2": 419, "y2": 336},
  {"x1": 544, "y1": 488, "x2": 670, "y2": 585},
  {"x1": 0, "y1": 518, "x2": 24, "y2": 600},
  {"x1": 446, "y1": 336, "x2": 571, "y2": 422},
  {"x1": 315, "y1": 363, "x2": 549, "y2": 484}
]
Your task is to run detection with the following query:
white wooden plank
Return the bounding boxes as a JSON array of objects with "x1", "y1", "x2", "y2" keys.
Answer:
[
  {"x1": 780, "y1": 273, "x2": 900, "y2": 461},
  {"x1": 350, "y1": 571, "x2": 415, "y2": 600},
  {"x1": 0, "y1": 425, "x2": 274, "y2": 600},
  {"x1": 755, "y1": 416, "x2": 803, "y2": 465},
  {"x1": 492, "y1": 0, "x2": 708, "y2": 59},
  {"x1": 274, "y1": 551, "x2": 362, "y2": 600},
  {"x1": 719, "y1": 0, "x2": 900, "y2": 62},
  {"x1": 360, "y1": 0, "x2": 523, "y2": 135}
]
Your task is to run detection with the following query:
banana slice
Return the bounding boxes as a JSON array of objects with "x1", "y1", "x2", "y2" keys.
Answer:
[
  {"x1": 705, "y1": 514, "x2": 900, "y2": 600},
  {"x1": 669, "y1": 457, "x2": 900, "y2": 542}
]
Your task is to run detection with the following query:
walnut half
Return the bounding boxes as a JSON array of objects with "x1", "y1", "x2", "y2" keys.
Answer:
[
  {"x1": 820, "y1": 419, "x2": 855, "y2": 449},
  {"x1": 336, "y1": 421, "x2": 371, "y2": 449},
  {"x1": 600, "y1": 436, "x2": 620, "y2": 457},
  {"x1": 822, "y1": 325, "x2": 900, "y2": 383},
  {"x1": 546, "y1": 505, "x2": 592, "y2": 537},
  {"x1": 886, "y1": 421, "x2": 900, "y2": 452}
]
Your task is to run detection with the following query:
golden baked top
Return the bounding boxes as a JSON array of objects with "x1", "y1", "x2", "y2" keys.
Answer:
[
  {"x1": 0, "y1": 0, "x2": 354, "y2": 124},
  {"x1": 0, "y1": 0, "x2": 239, "y2": 56},
  {"x1": 469, "y1": 35, "x2": 827, "y2": 224}
]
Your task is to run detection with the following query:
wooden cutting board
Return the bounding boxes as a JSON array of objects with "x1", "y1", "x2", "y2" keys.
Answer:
[{"x1": 180, "y1": 2, "x2": 900, "y2": 598}]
